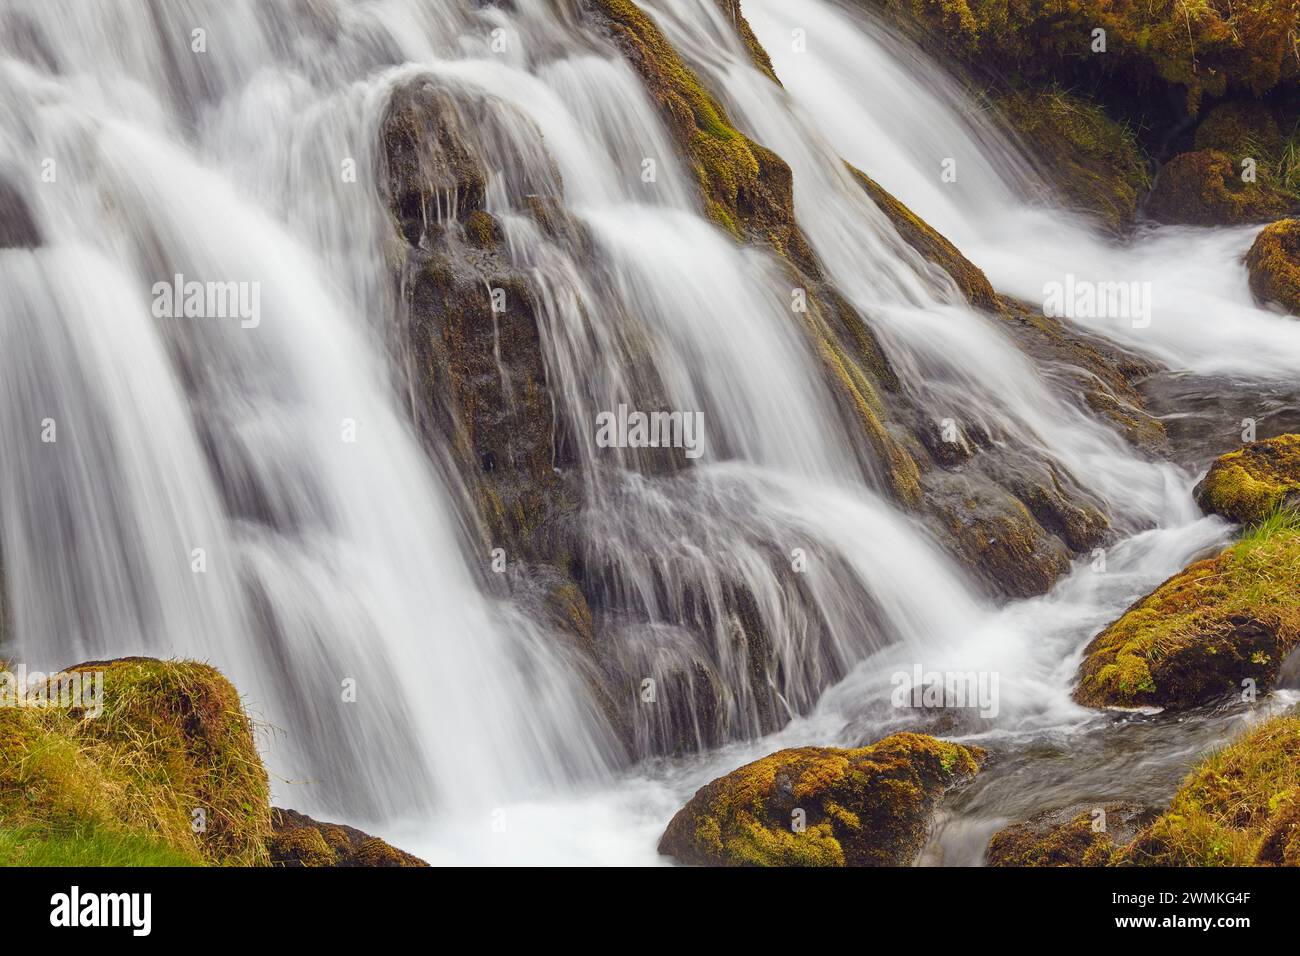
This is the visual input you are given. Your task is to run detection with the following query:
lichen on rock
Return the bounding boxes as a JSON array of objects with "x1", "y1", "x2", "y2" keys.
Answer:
[{"x1": 657, "y1": 733, "x2": 984, "y2": 866}]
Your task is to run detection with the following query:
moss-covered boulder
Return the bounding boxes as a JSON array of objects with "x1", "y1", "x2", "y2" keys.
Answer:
[
  {"x1": 267, "y1": 808, "x2": 427, "y2": 867},
  {"x1": 997, "y1": 87, "x2": 1150, "y2": 232},
  {"x1": 1146, "y1": 150, "x2": 1290, "y2": 225},
  {"x1": 657, "y1": 733, "x2": 984, "y2": 866},
  {"x1": 1121, "y1": 714, "x2": 1300, "y2": 865},
  {"x1": 1195, "y1": 101, "x2": 1285, "y2": 167},
  {"x1": 986, "y1": 800, "x2": 1157, "y2": 867},
  {"x1": 1074, "y1": 512, "x2": 1300, "y2": 710},
  {"x1": 1246, "y1": 219, "x2": 1300, "y2": 315},
  {"x1": 1195, "y1": 434, "x2": 1300, "y2": 523},
  {"x1": 0, "y1": 657, "x2": 270, "y2": 866}
]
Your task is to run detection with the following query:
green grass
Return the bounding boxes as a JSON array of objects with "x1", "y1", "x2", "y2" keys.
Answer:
[{"x1": 0, "y1": 826, "x2": 201, "y2": 867}]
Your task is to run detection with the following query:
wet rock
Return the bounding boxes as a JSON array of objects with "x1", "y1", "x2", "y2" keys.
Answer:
[
  {"x1": 1145, "y1": 150, "x2": 1290, "y2": 226},
  {"x1": 1073, "y1": 514, "x2": 1300, "y2": 710},
  {"x1": 0, "y1": 177, "x2": 40, "y2": 248},
  {"x1": 657, "y1": 733, "x2": 984, "y2": 866},
  {"x1": 1246, "y1": 220, "x2": 1300, "y2": 316},
  {"x1": 267, "y1": 808, "x2": 427, "y2": 867},
  {"x1": 986, "y1": 801, "x2": 1157, "y2": 866},
  {"x1": 1195, "y1": 434, "x2": 1300, "y2": 523}
]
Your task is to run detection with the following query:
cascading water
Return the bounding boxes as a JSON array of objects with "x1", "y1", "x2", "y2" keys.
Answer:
[{"x1": 1, "y1": 0, "x2": 1297, "y2": 866}]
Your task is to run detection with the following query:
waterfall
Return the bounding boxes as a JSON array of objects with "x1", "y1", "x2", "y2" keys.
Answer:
[{"x1": 2, "y1": 0, "x2": 1296, "y2": 864}]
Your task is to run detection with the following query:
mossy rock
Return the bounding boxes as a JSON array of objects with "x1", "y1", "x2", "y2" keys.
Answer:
[
  {"x1": 1145, "y1": 150, "x2": 1290, "y2": 226},
  {"x1": 986, "y1": 801, "x2": 1157, "y2": 867},
  {"x1": 1195, "y1": 101, "x2": 1285, "y2": 168},
  {"x1": 587, "y1": 0, "x2": 814, "y2": 268},
  {"x1": 657, "y1": 733, "x2": 985, "y2": 866},
  {"x1": 1073, "y1": 512, "x2": 1300, "y2": 710},
  {"x1": 0, "y1": 657, "x2": 270, "y2": 865},
  {"x1": 1195, "y1": 434, "x2": 1300, "y2": 523},
  {"x1": 1246, "y1": 219, "x2": 1300, "y2": 315},
  {"x1": 1120, "y1": 714, "x2": 1300, "y2": 865},
  {"x1": 997, "y1": 87, "x2": 1150, "y2": 232},
  {"x1": 847, "y1": 164, "x2": 998, "y2": 309},
  {"x1": 267, "y1": 808, "x2": 427, "y2": 867}
]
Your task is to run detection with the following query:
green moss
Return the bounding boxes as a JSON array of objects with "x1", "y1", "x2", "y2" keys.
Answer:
[
  {"x1": 996, "y1": 86, "x2": 1150, "y2": 232},
  {"x1": 0, "y1": 658, "x2": 270, "y2": 866},
  {"x1": 657, "y1": 733, "x2": 984, "y2": 866},
  {"x1": 1121, "y1": 714, "x2": 1300, "y2": 865},
  {"x1": 0, "y1": 826, "x2": 202, "y2": 867},
  {"x1": 986, "y1": 801, "x2": 1155, "y2": 867},
  {"x1": 1146, "y1": 149, "x2": 1291, "y2": 225},
  {"x1": 1074, "y1": 509, "x2": 1300, "y2": 709},
  {"x1": 1246, "y1": 220, "x2": 1300, "y2": 315},
  {"x1": 1196, "y1": 434, "x2": 1300, "y2": 522}
]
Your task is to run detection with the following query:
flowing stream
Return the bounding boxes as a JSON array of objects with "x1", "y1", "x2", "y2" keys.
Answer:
[{"x1": 1, "y1": 0, "x2": 1297, "y2": 864}]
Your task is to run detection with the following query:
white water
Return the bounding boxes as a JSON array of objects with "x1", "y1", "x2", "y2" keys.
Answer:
[{"x1": 1, "y1": 0, "x2": 1296, "y2": 865}]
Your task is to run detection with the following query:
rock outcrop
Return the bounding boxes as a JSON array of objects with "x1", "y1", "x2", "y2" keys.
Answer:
[{"x1": 267, "y1": 808, "x2": 427, "y2": 867}]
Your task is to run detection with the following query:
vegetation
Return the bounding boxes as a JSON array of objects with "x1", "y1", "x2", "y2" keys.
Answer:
[
  {"x1": 1246, "y1": 220, "x2": 1300, "y2": 314},
  {"x1": 657, "y1": 733, "x2": 984, "y2": 866},
  {"x1": 986, "y1": 801, "x2": 1156, "y2": 866},
  {"x1": 0, "y1": 658, "x2": 270, "y2": 866},
  {"x1": 1074, "y1": 507, "x2": 1300, "y2": 709},
  {"x1": 1196, "y1": 434, "x2": 1300, "y2": 522},
  {"x1": 1121, "y1": 713, "x2": 1300, "y2": 865}
]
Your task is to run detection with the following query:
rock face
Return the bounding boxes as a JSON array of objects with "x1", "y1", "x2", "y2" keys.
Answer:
[
  {"x1": 657, "y1": 733, "x2": 985, "y2": 866},
  {"x1": 1195, "y1": 434, "x2": 1300, "y2": 523},
  {"x1": 1073, "y1": 513, "x2": 1300, "y2": 710},
  {"x1": 1247, "y1": 220, "x2": 1300, "y2": 316},
  {"x1": 986, "y1": 801, "x2": 1157, "y2": 866},
  {"x1": 1121, "y1": 715, "x2": 1300, "y2": 866},
  {"x1": 0, "y1": 657, "x2": 269, "y2": 865},
  {"x1": 1146, "y1": 149, "x2": 1290, "y2": 225},
  {"x1": 267, "y1": 808, "x2": 427, "y2": 867}
]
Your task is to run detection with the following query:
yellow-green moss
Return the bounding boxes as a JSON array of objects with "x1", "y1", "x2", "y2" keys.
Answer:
[
  {"x1": 0, "y1": 658, "x2": 270, "y2": 866},
  {"x1": 1196, "y1": 434, "x2": 1300, "y2": 522},
  {"x1": 986, "y1": 801, "x2": 1155, "y2": 867},
  {"x1": 1120, "y1": 713, "x2": 1300, "y2": 865},
  {"x1": 1246, "y1": 220, "x2": 1300, "y2": 315},
  {"x1": 1074, "y1": 509, "x2": 1300, "y2": 709},
  {"x1": 657, "y1": 733, "x2": 984, "y2": 866}
]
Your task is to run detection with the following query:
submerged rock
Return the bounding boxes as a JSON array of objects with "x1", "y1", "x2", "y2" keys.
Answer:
[
  {"x1": 1195, "y1": 434, "x2": 1300, "y2": 523},
  {"x1": 1145, "y1": 150, "x2": 1290, "y2": 226},
  {"x1": 657, "y1": 733, "x2": 984, "y2": 866},
  {"x1": 986, "y1": 801, "x2": 1157, "y2": 866},
  {"x1": 1121, "y1": 714, "x2": 1300, "y2": 865},
  {"x1": 1246, "y1": 220, "x2": 1300, "y2": 316},
  {"x1": 267, "y1": 808, "x2": 427, "y2": 867},
  {"x1": 1073, "y1": 512, "x2": 1300, "y2": 710}
]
